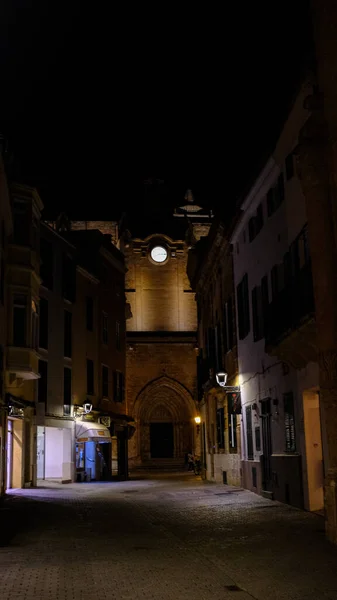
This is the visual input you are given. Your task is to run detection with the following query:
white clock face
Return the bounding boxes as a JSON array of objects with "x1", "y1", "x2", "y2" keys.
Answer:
[{"x1": 150, "y1": 245, "x2": 168, "y2": 263}]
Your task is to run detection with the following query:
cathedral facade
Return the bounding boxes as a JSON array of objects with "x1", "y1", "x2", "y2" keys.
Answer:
[{"x1": 124, "y1": 194, "x2": 211, "y2": 468}]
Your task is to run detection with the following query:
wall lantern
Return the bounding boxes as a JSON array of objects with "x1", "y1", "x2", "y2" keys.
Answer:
[
  {"x1": 216, "y1": 372, "x2": 228, "y2": 387},
  {"x1": 194, "y1": 415, "x2": 201, "y2": 434}
]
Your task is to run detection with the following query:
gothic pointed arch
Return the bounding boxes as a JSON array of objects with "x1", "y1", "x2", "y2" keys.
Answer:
[{"x1": 133, "y1": 375, "x2": 197, "y2": 419}]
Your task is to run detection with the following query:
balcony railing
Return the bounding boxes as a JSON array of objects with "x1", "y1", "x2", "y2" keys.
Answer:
[{"x1": 265, "y1": 262, "x2": 315, "y2": 349}]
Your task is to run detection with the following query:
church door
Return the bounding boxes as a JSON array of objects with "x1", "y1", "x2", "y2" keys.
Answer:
[{"x1": 150, "y1": 423, "x2": 174, "y2": 458}]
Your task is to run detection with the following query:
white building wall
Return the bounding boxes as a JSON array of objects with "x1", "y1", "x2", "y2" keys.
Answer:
[
  {"x1": 45, "y1": 428, "x2": 63, "y2": 478},
  {"x1": 44, "y1": 423, "x2": 75, "y2": 481},
  {"x1": 231, "y1": 80, "x2": 320, "y2": 507}
]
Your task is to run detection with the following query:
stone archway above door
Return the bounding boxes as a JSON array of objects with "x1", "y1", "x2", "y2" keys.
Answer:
[{"x1": 149, "y1": 404, "x2": 173, "y2": 422}]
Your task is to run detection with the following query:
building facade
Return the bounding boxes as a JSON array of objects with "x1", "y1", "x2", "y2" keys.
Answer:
[
  {"x1": 231, "y1": 79, "x2": 323, "y2": 511},
  {"x1": 64, "y1": 227, "x2": 129, "y2": 481},
  {"x1": 36, "y1": 222, "x2": 77, "y2": 482},
  {"x1": 0, "y1": 152, "x2": 13, "y2": 497},
  {"x1": 5, "y1": 183, "x2": 43, "y2": 491},
  {"x1": 123, "y1": 195, "x2": 212, "y2": 469},
  {"x1": 36, "y1": 219, "x2": 129, "y2": 482},
  {"x1": 188, "y1": 218, "x2": 241, "y2": 485}
]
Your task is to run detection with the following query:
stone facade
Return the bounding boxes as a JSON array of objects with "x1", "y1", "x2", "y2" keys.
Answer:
[
  {"x1": 187, "y1": 219, "x2": 241, "y2": 486},
  {"x1": 125, "y1": 230, "x2": 200, "y2": 468}
]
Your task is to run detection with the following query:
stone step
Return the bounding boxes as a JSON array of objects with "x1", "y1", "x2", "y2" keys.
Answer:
[{"x1": 132, "y1": 460, "x2": 186, "y2": 471}]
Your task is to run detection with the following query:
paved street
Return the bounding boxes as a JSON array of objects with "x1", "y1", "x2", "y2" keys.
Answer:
[{"x1": 1, "y1": 472, "x2": 337, "y2": 600}]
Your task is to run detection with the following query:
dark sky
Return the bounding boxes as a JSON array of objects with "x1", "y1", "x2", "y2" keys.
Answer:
[{"x1": 0, "y1": 1, "x2": 313, "y2": 221}]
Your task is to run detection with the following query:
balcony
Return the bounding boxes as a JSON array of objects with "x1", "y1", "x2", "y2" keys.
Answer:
[
  {"x1": 265, "y1": 263, "x2": 317, "y2": 368},
  {"x1": 6, "y1": 346, "x2": 40, "y2": 380}
]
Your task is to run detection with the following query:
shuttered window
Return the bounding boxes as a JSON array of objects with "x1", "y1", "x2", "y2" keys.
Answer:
[{"x1": 246, "y1": 405, "x2": 254, "y2": 460}]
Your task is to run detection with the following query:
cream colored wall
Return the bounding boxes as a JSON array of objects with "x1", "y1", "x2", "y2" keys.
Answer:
[
  {"x1": 126, "y1": 241, "x2": 197, "y2": 333},
  {"x1": 72, "y1": 271, "x2": 99, "y2": 406},
  {"x1": 12, "y1": 419, "x2": 24, "y2": 488}
]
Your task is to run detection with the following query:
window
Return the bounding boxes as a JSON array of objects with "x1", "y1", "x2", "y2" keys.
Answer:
[
  {"x1": 246, "y1": 405, "x2": 254, "y2": 460},
  {"x1": 223, "y1": 297, "x2": 234, "y2": 353},
  {"x1": 227, "y1": 393, "x2": 238, "y2": 451},
  {"x1": 13, "y1": 294, "x2": 27, "y2": 346},
  {"x1": 216, "y1": 408, "x2": 225, "y2": 449},
  {"x1": 248, "y1": 217, "x2": 256, "y2": 243},
  {"x1": 86, "y1": 359, "x2": 94, "y2": 395},
  {"x1": 252, "y1": 286, "x2": 263, "y2": 342},
  {"x1": 114, "y1": 370, "x2": 124, "y2": 402},
  {"x1": 62, "y1": 254, "x2": 76, "y2": 302},
  {"x1": 38, "y1": 360, "x2": 48, "y2": 405},
  {"x1": 40, "y1": 238, "x2": 54, "y2": 290},
  {"x1": 64, "y1": 310, "x2": 72, "y2": 358},
  {"x1": 13, "y1": 200, "x2": 30, "y2": 246},
  {"x1": 86, "y1": 297, "x2": 93, "y2": 331},
  {"x1": 102, "y1": 313, "x2": 108, "y2": 345},
  {"x1": 116, "y1": 320, "x2": 121, "y2": 351},
  {"x1": 102, "y1": 365, "x2": 109, "y2": 398},
  {"x1": 255, "y1": 427, "x2": 261, "y2": 452},
  {"x1": 248, "y1": 203, "x2": 264, "y2": 243},
  {"x1": 284, "y1": 392, "x2": 296, "y2": 452},
  {"x1": 237, "y1": 274, "x2": 250, "y2": 340},
  {"x1": 285, "y1": 152, "x2": 294, "y2": 180},
  {"x1": 63, "y1": 367, "x2": 72, "y2": 415},
  {"x1": 39, "y1": 297, "x2": 48, "y2": 349},
  {"x1": 261, "y1": 275, "x2": 269, "y2": 335},
  {"x1": 277, "y1": 173, "x2": 285, "y2": 204}
]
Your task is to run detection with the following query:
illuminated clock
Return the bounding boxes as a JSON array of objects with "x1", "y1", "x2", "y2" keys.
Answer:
[{"x1": 150, "y1": 245, "x2": 168, "y2": 263}]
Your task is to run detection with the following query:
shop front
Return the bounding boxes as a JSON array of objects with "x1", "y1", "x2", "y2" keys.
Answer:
[{"x1": 75, "y1": 421, "x2": 111, "y2": 482}]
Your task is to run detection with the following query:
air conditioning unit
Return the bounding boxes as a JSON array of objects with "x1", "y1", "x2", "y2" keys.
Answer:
[{"x1": 99, "y1": 416, "x2": 111, "y2": 427}]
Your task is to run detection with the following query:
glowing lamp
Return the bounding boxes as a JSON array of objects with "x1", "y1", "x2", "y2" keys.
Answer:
[{"x1": 216, "y1": 372, "x2": 228, "y2": 387}]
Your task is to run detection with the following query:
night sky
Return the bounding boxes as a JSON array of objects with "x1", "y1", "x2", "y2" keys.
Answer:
[{"x1": 0, "y1": 1, "x2": 313, "y2": 222}]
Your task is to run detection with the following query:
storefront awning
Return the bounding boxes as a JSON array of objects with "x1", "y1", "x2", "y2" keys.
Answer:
[{"x1": 75, "y1": 421, "x2": 111, "y2": 443}]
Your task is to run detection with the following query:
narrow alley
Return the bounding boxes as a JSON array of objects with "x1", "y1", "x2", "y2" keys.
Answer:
[{"x1": 1, "y1": 473, "x2": 337, "y2": 600}]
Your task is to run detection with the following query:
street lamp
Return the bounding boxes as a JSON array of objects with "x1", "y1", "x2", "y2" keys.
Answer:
[
  {"x1": 216, "y1": 372, "x2": 228, "y2": 387},
  {"x1": 194, "y1": 415, "x2": 201, "y2": 434}
]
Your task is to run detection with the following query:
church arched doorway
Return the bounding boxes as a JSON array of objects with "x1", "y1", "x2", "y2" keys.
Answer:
[{"x1": 130, "y1": 376, "x2": 197, "y2": 466}]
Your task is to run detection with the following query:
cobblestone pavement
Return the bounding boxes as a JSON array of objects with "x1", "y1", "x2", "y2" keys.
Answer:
[{"x1": 1, "y1": 472, "x2": 337, "y2": 600}]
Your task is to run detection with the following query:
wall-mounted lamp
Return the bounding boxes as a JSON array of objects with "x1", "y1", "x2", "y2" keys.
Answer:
[
  {"x1": 216, "y1": 372, "x2": 228, "y2": 387},
  {"x1": 194, "y1": 415, "x2": 201, "y2": 434}
]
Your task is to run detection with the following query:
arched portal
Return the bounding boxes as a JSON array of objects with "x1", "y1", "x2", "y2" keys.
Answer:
[{"x1": 130, "y1": 376, "x2": 197, "y2": 465}]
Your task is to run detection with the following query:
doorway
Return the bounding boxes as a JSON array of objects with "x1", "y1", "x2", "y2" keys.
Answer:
[
  {"x1": 303, "y1": 390, "x2": 324, "y2": 511},
  {"x1": 261, "y1": 398, "x2": 273, "y2": 492},
  {"x1": 150, "y1": 423, "x2": 174, "y2": 458}
]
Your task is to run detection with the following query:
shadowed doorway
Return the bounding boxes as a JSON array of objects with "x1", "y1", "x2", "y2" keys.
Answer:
[{"x1": 150, "y1": 423, "x2": 174, "y2": 458}]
